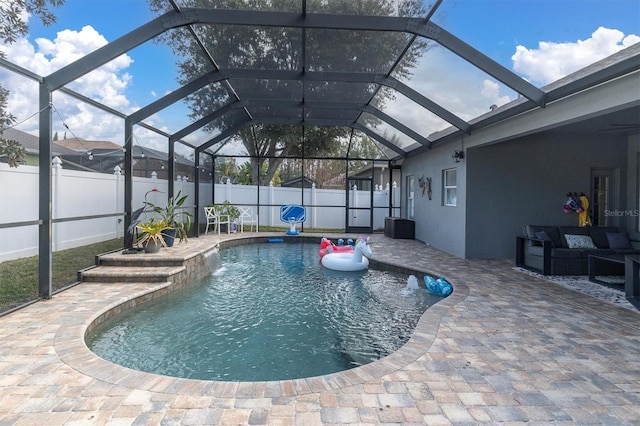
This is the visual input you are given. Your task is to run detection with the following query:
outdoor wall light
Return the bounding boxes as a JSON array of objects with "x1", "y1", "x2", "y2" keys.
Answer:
[
  {"x1": 452, "y1": 150, "x2": 464, "y2": 163},
  {"x1": 87, "y1": 151, "x2": 93, "y2": 160}
]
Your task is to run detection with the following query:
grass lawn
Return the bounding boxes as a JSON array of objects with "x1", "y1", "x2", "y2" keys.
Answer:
[
  {"x1": 0, "y1": 229, "x2": 364, "y2": 314},
  {"x1": 0, "y1": 238, "x2": 123, "y2": 314}
]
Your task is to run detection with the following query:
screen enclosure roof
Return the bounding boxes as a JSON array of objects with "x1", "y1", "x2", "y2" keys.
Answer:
[{"x1": 36, "y1": 0, "x2": 639, "y2": 161}]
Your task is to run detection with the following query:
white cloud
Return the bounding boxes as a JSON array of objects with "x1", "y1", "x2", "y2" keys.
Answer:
[
  {"x1": 377, "y1": 26, "x2": 639, "y2": 140},
  {"x1": 480, "y1": 80, "x2": 511, "y2": 108},
  {"x1": 0, "y1": 25, "x2": 171, "y2": 149},
  {"x1": 512, "y1": 27, "x2": 640, "y2": 86},
  {"x1": 2, "y1": 20, "x2": 638, "y2": 151},
  {"x1": 384, "y1": 46, "x2": 515, "y2": 138}
]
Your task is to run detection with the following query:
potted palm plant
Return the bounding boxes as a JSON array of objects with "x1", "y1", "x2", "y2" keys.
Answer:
[
  {"x1": 136, "y1": 218, "x2": 171, "y2": 253},
  {"x1": 144, "y1": 190, "x2": 192, "y2": 246}
]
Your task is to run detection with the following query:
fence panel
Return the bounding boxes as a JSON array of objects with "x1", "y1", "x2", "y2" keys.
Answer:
[{"x1": 1, "y1": 162, "x2": 402, "y2": 261}]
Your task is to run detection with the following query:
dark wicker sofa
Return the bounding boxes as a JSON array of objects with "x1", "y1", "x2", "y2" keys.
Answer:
[{"x1": 515, "y1": 225, "x2": 639, "y2": 275}]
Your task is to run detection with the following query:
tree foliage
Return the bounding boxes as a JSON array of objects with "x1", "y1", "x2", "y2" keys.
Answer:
[
  {"x1": 0, "y1": 0, "x2": 64, "y2": 167},
  {"x1": 0, "y1": 138, "x2": 26, "y2": 167},
  {"x1": 0, "y1": 0, "x2": 64, "y2": 48},
  {"x1": 147, "y1": 0, "x2": 428, "y2": 184}
]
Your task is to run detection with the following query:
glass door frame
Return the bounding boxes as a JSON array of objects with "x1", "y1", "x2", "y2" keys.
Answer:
[{"x1": 345, "y1": 177, "x2": 374, "y2": 234}]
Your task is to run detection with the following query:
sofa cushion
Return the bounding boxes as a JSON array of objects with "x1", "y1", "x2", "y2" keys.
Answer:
[
  {"x1": 559, "y1": 226, "x2": 589, "y2": 247},
  {"x1": 614, "y1": 248, "x2": 640, "y2": 255},
  {"x1": 606, "y1": 232, "x2": 632, "y2": 249},
  {"x1": 535, "y1": 231, "x2": 556, "y2": 247},
  {"x1": 582, "y1": 249, "x2": 617, "y2": 257},
  {"x1": 589, "y1": 226, "x2": 619, "y2": 248},
  {"x1": 564, "y1": 234, "x2": 597, "y2": 249},
  {"x1": 550, "y1": 248, "x2": 585, "y2": 259},
  {"x1": 526, "y1": 225, "x2": 563, "y2": 248}
]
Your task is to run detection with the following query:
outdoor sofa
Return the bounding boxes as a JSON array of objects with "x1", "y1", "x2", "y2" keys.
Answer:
[{"x1": 515, "y1": 225, "x2": 639, "y2": 275}]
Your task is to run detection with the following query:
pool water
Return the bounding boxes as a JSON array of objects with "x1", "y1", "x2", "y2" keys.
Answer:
[{"x1": 87, "y1": 242, "x2": 439, "y2": 381}]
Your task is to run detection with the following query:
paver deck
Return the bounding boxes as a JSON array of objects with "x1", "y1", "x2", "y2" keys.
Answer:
[{"x1": 0, "y1": 233, "x2": 639, "y2": 425}]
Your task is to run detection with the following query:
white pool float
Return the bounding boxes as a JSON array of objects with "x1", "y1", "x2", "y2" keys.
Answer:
[{"x1": 321, "y1": 238, "x2": 372, "y2": 272}]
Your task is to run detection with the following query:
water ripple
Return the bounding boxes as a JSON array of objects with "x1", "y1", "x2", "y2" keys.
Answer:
[{"x1": 87, "y1": 243, "x2": 439, "y2": 381}]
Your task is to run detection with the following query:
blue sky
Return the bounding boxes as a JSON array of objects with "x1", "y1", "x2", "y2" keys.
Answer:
[
  {"x1": 2, "y1": 0, "x2": 639, "y2": 151},
  {"x1": 436, "y1": 0, "x2": 640, "y2": 64}
]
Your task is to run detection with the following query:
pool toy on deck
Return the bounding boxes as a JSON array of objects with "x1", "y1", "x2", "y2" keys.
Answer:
[
  {"x1": 321, "y1": 238, "x2": 372, "y2": 271},
  {"x1": 281, "y1": 204, "x2": 306, "y2": 235},
  {"x1": 423, "y1": 276, "x2": 453, "y2": 297},
  {"x1": 319, "y1": 237, "x2": 354, "y2": 258}
]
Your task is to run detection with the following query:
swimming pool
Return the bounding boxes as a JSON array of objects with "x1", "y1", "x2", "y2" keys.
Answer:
[{"x1": 87, "y1": 242, "x2": 440, "y2": 381}]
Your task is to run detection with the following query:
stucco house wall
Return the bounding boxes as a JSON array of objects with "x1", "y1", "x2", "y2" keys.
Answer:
[
  {"x1": 402, "y1": 130, "x2": 634, "y2": 260},
  {"x1": 626, "y1": 133, "x2": 640, "y2": 240},
  {"x1": 402, "y1": 144, "x2": 467, "y2": 258},
  {"x1": 465, "y1": 132, "x2": 630, "y2": 259}
]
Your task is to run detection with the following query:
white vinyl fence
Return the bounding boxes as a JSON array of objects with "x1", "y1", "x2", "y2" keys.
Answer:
[{"x1": 0, "y1": 159, "x2": 400, "y2": 262}]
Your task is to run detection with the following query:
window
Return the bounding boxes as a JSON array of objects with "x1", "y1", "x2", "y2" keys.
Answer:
[
  {"x1": 406, "y1": 175, "x2": 414, "y2": 219},
  {"x1": 443, "y1": 169, "x2": 457, "y2": 206}
]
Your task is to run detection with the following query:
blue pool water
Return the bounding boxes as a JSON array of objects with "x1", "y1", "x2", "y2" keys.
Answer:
[{"x1": 87, "y1": 242, "x2": 440, "y2": 381}]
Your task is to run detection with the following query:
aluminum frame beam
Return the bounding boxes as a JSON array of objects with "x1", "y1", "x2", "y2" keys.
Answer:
[
  {"x1": 196, "y1": 116, "x2": 406, "y2": 158},
  {"x1": 178, "y1": 97, "x2": 427, "y2": 155},
  {"x1": 45, "y1": 8, "x2": 543, "y2": 109},
  {"x1": 162, "y1": 68, "x2": 469, "y2": 145}
]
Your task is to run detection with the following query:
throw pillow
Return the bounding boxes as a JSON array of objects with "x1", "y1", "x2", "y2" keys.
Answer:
[
  {"x1": 565, "y1": 234, "x2": 597, "y2": 249},
  {"x1": 606, "y1": 232, "x2": 632, "y2": 249},
  {"x1": 535, "y1": 231, "x2": 555, "y2": 247}
]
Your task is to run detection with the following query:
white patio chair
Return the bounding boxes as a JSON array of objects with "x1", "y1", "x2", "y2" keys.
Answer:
[
  {"x1": 204, "y1": 206, "x2": 230, "y2": 235},
  {"x1": 238, "y1": 206, "x2": 258, "y2": 232}
]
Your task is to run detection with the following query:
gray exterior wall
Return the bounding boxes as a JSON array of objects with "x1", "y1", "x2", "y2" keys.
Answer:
[
  {"x1": 402, "y1": 145, "x2": 467, "y2": 258},
  {"x1": 399, "y1": 64, "x2": 639, "y2": 261},
  {"x1": 402, "y1": 131, "x2": 634, "y2": 260},
  {"x1": 465, "y1": 132, "x2": 629, "y2": 259},
  {"x1": 626, "y1": 133, "x2": 640, "y2": 241}
]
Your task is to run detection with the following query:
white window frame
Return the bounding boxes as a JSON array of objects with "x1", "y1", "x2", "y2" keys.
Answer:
[
  {"x1": 443, "y1": 168, "x2": 457, "y2": 207},
  {"x1": 406, "y1": 175, "x2": 415, "y2": 219}
]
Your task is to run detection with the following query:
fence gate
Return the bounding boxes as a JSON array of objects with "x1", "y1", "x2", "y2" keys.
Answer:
[{"x1": 346, "y1": 177, "x2": 373, "y2": 234}]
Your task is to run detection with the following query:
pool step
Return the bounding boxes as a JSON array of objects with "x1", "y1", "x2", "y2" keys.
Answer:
[
  {"x1": 80, "y1": 265, "x2": 186, "y2": 284},
  {"x1": 97, "y1": 250, "x2": 186, "y2": 268},
  {"x1": 79, "y1": 237, "x2": 220, "y2": 285}
]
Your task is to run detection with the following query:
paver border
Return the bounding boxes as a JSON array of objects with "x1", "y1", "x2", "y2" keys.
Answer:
[{"x1": 53, "y1": 235, "x2": 468, "y2": 398}]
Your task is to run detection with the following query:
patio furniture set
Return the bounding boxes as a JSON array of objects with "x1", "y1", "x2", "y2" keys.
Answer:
[
  {"x1": 516, "y1": 224, "x2": 640, "y2": 309},
  {"x1": 204, "y1": 206, "x2": 257, "y2": 235}
]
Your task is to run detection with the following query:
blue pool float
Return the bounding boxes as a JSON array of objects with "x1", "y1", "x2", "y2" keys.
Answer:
[{"x1": 423, "y1": 276, "x2": 453, "y2": 297}]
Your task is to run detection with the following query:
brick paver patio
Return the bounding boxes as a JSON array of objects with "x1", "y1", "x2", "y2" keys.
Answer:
[{"x1": 0, "y1": 233, "x2": 638, "y2": 425}]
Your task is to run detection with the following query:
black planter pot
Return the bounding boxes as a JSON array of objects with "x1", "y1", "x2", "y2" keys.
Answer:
[{"x1": 162, "y1": 228, "x2": 178, "y2": 247}]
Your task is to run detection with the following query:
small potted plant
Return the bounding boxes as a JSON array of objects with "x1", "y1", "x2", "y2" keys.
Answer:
[
  {"x1": 210, "y1": 201, "x2": 240, "y2": 232},
  {"x1": 144, "y1": 190, "x2": 192, "y2": 246},
  {"x1": 136, "y1": 218, "x2": 171, "y2": 253}
]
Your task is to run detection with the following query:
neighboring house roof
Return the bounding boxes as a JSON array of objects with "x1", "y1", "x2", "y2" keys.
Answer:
[
  {"x1": 1, "y1": 128, "x2": 78, "y2": 156},
  {"x1": 55, "y1": 138, "x2": 121, "y2": 151},
  {"x1": 0, "y1": 129, "x2": 195, "y2": 168},
  {"x1": 281, "y1": 176, "x2": 315, "y2": 188}
]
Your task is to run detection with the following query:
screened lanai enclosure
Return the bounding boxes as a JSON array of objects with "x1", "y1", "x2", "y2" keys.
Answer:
[{"x1": 1, "y1": 0, "x2": 587, "y2": 300}]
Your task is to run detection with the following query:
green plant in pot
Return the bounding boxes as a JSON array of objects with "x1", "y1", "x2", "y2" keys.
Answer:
[
  {"x1": 136, "y1": 218, "x2": 171, "y2": 253},
  {"x1": 210, "y1": 200, "x2": 240, "y2": 232},
  {"x1": 144, "y1": 190, "x2": 192, "y2": 246}
]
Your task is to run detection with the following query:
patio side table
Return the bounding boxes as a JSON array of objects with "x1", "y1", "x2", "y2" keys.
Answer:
[
  {"x1": 588, "y1": 254, "x2": 625, "y2": 285},
  {"x1": 626, "y1": 255, "x2": 640, "y2": 310}
]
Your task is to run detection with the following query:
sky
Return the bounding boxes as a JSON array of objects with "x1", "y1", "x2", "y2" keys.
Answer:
[{"x1": 1, "y1": 0, "x2": 639, "y2": 155}]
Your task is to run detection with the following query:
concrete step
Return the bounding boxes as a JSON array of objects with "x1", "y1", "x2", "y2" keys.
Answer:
[
  {"x1": 80, "y1": 265, "x2": 186, "y2": 284},
  {"x1": 97, "y1": 250, "x2": 186, "y2": 268}
]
